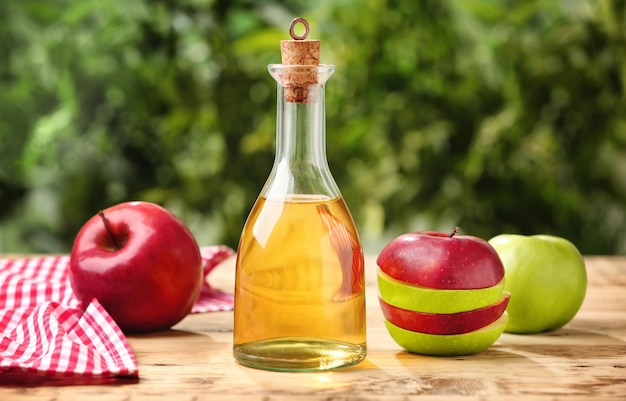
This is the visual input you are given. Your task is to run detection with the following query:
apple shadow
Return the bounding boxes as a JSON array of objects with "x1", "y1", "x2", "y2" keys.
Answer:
[
  {"x1": 171, "y1": 310, "x2": 234, "y2": 334},
  {"x1": 392, "y1": 345, "x2": 543, "y2": 370},
  {"x1": 126, "y1": 327, "x2": 233, "y2": 372},
  {"x1": 498, "y1": 326, "x2": 626, "y2": 360},
  {"x1": 387, "y1": 347, "x2": 556, "y2": 396},
  {"x1": 126, "y1": 328, "x2": 224, "y2": 357},
  {"x1": 126, "y1": 328, "x2": 210, "y2": 340}
]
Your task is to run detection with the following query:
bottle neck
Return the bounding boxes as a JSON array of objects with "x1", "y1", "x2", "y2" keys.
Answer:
[
  {"x1": 276, "y1": 85, "x2": 328, "y2": 174},
  {"x1": 263, "y1": 64, "x2": 339, "y2": 199}
]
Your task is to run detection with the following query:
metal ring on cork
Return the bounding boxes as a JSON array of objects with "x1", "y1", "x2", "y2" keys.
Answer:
[{"x1": 289, "y1": 17, "x2": 310, "y2": 40}]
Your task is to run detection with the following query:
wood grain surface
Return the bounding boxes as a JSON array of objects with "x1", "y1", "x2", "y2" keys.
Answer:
[{"x1": 1, "y1": 255, "x2": 625, "y2": 400}]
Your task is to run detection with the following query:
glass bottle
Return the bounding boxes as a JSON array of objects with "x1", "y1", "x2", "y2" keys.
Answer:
[{"x1": 233, "y1": 18, "x2": 366, "y2": 372}]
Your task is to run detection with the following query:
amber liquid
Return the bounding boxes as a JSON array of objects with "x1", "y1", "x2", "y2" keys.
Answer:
[{"x1": 233, "y1": 194, "x2": 367, "y2": 371}]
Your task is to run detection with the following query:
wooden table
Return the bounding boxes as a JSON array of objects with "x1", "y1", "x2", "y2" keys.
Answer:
[{"x1": 1, "y1": 255, "x2": 625, "y2": 400}]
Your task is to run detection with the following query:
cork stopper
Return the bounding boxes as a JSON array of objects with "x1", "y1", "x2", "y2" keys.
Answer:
[{"x1": 279, "y1": 18, "x2": 320, "y2": 103}]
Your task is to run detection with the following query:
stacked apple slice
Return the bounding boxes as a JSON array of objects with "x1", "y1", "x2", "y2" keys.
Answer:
[{"x1": 376, "y1": 229, "x2": 510, "y2": 356}]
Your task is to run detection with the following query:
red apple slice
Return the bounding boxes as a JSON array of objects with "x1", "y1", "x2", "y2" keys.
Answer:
[
  {"x1": 379, "y1": 292, "x2": 510, "y2": 335},
  {"x1": 377, "y1": 230, "x2": 504, "y2": 289}
]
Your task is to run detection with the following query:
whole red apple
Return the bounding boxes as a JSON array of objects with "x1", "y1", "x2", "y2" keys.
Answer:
[
  {"x1": 69, "y1": 201, "x2": 203, "y2": 333},
  {"x1": 376, "y1": 228, "x2": 504, "y2": 289}
]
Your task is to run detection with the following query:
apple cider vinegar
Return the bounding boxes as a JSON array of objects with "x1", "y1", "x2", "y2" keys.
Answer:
[
  {"x1": 233, "y1": 195, "x2": 366, "y2": 371},
  {"x1": 233, "y1": 18, "x2": 366, "y2": 371}
]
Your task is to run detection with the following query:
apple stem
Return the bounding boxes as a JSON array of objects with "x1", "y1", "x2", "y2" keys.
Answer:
[
  {"x1": 98, "y1": 210, "x2": 122, "y2": 250},
  {"x1": 449, "y1": 227, "x2": 460, "y2": 238}
]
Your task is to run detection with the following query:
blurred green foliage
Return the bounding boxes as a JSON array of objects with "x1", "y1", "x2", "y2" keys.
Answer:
[{"x1": 1, "y1": 0, "x2": 625, "y2": 255}]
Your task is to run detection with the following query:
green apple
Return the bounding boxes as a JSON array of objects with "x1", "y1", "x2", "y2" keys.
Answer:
[
  {"x1": 488, "y1": 234, "x2": 587, "y2": 334},
  {"x1": 378, "y1": 268, "x2": 506, "y2": 313},
  {"x1": 384, "y1": 314, "x2": 508, "y2": 356}
]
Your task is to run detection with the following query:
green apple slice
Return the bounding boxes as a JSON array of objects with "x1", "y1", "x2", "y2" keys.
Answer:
[
  {"x1": 384, "y1": 313, "x2": 508, "y2": 356},
  {"x1": 378, "y1": 268, "x2": 506, "y2": 313}
]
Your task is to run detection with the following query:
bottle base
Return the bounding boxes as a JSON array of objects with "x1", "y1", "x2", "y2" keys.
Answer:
[{"x1": 233, "y1": 337, "x2": 366, "y2": 372}]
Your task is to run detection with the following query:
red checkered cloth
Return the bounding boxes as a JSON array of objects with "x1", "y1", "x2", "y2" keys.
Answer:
[{"x1": 0, "y1": 245, "x2": 234, "y2": 379}]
